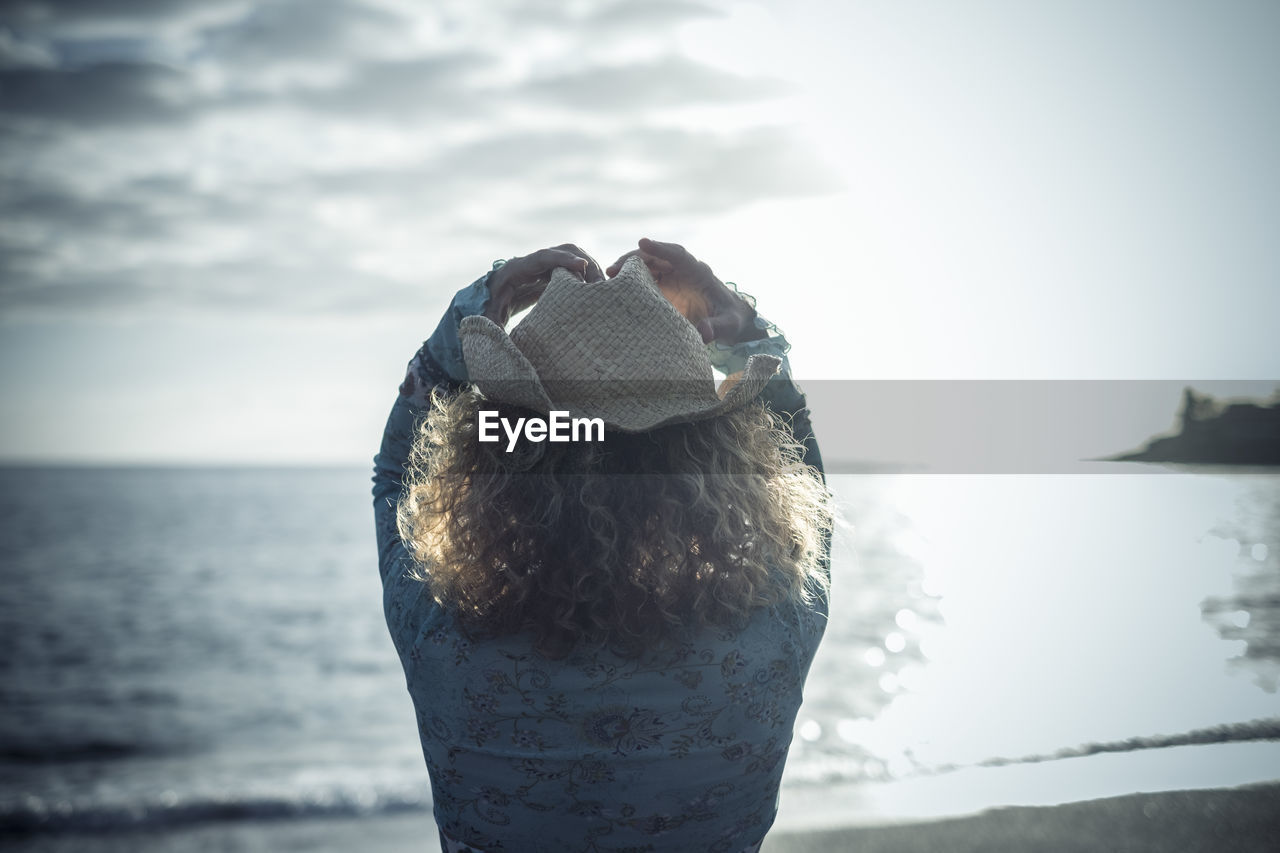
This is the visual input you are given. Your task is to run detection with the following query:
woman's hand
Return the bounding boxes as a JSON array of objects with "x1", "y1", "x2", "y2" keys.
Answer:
[
  {"x1": 485, "y1": 244, "x2": 604, "y2": 326},
  {"x1": 606, "y1": 238, "x2": 766, "y2": 345}
]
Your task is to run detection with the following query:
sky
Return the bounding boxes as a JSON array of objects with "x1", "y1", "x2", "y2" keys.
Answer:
[{"x1": 1, "y1": 0, "x2": 1277, "y2": 464}]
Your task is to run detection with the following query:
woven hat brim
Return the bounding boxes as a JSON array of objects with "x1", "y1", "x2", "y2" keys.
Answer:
[
  {"x1": 459, "y1": 314, "x2": 556, "y2": 414},
  {"x1": 611, "y1": 352, "x2": 782, "y2": 432},
  {"x1": 458, "y1": 260, "x2": 784, "y2": 431},
  {"x1": 461, "y1": 337, "x2": 781, "y2": 433}
]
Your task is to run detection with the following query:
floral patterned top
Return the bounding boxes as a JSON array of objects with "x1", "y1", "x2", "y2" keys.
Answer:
[{"x1": 372, "y1": 266, "x2": 829, "y2": 852}]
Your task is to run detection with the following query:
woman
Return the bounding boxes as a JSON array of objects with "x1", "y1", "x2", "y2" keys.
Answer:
[{"x1": 373, "y1": 239, "x2": 832, "y2": 852}]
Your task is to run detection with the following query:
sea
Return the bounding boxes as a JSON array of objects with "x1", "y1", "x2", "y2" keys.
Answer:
[{"x1": 1, "y1": 464, "x2": 1277, "y2": 839}]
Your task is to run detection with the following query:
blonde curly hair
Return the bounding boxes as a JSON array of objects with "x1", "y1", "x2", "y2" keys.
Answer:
[{"x1": 397, "y1": 387, "x2": 832, "y2": 658}]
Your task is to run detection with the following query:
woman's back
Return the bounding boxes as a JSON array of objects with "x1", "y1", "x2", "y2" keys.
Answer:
[{"x1": 384, "y1": 565, "x2": 827, "y2": 852}]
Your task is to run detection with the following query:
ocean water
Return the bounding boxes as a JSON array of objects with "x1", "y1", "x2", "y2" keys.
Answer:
[{"x1": 1, "y1": 465, "x2": 1276, "y2": 836}]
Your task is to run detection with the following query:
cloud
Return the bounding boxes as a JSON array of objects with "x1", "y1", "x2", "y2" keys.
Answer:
[
  {"x1": 0, "y1": 53, "x2": 494, "y2": 128},
  {"x1": 0, "y1": 119, "x2": 837, "y2": 318},
  {"x1": 0, "y1": 247, "x2": 421, "y2": 317},
  {"x1": 0, "y1": 2, "x2": 772, "y2": 123},
  {"x1": 0, "y1": 26, "x2": 56, "y2": 68},
  {"x1": 2, "y1": 173, "x2": 259, "y2": 240},
  {"x1": 0, "y1": 0, "x2": 838, "y2": 320},
  {"x1": 503, "y1": 0, "x2": 723, "y2": 32},
  {"x1": 424, "y1": 124, "x2": 835, "y2": 210},
  {"x1": 2, "y1": 0, "x2": 219, "y2": 18},
  {"x1": 583, "y1": 0, "x2": 723, "y2": 30},
  {"x1": 1, "y1": 177, "x2": 176, "y2": 250},
  {"x1": 231, "y1": 121, "x2": 834, "y2": 224},
  {"x1": 0, "y1": 61, "x2": 191, "y2": 124},
  {"x1": 197, "y1": 0, "x2": 408, "y2": 66},
  {"x1": 0, "y1": 1, "x2": 481, "y2": 125},
  {"x1": 0, "y1": 0, "x2": 249, "y2": 39},
  {"x1": 659, "y1": 126, "x2": 838, "y2": 204},
  {"x1": 522, "y1": 54, "x2": 792, "y2": 111},
  {"x1": 291, "y1": 53, "x2": 494, "y2": 118}
]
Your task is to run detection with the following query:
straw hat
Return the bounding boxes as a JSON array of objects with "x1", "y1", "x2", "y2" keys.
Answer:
[{"x1": 459, "y1": 255, "x2": 781, "y2": 432}]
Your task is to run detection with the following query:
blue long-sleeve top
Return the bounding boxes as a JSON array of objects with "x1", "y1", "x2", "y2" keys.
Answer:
[{"x1": 372, "y1": 267, "x2": 828, "y2": 853}]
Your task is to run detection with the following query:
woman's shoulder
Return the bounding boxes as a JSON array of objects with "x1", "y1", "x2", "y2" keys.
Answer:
[{"x1": 396, "y1": 588, "x2": 828, "y2": 665}]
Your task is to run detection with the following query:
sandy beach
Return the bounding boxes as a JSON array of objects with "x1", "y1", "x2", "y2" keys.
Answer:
[{"x1": 764, "y1": 784, "x2": 1280, "y2": 853}]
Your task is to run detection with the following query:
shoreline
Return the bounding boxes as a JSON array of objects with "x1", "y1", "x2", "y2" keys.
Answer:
[
  {"x1": 775, "y1": 739, "x2": 1280, "y2": 832},
  {"x1": 4, "y1": 784, "x2": 1277, "y2": 852},
  {"x1": 765, "y1": 783, "x2": 1280, "y2": 852},
  {"x1": 6, "y1": 742, "x2": 1278, "y2": 850}
]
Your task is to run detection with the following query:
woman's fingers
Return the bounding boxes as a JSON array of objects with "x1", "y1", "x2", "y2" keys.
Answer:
[
  {"x1": 637, "y1": 238, "x2": 695, "y2": 266},
  {"x1": 605, "y1": 249, "x2": 640, "y2": 277},
  {"x1": 520, "y1": 247, "x2": 588, "y2": 281},
  {"x1": 505, "y1": 245, "x2": 602, "y2": 288},
  {"x1": 692, "y1": 313, "x2": 736, "y2": 345},
  {"x1": 602, "y1": 240, "x2": 758, "y2": 344},
  {"x1": 487, "y1": 244, "x2": 599, "y2": 325},
  {"x1": 611, "y1": 239, "x2": 704, "y2": 277},
  {"x1": 606, "y1": 249, "x2": 674, "y2": 278},
  {"x1": 554, "y1": 243, "x2": 603, "y2": 282},
  {"x1": 638, "y1": 239, "x2": 760, "y2": 344},
  {"x1": 694, "y1": 317, "x2": 716, "y2": 344},
  {"x1": 635, "y1": 239, "x2": 717, "y2": 289},
  {"x1": 611, "y1": 239, "x2": 690, "y2": 276}
]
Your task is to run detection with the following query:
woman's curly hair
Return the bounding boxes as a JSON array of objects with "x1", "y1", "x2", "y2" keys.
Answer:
[{"x1": 397, "y1": 387, "x2": 833, "y2": 658}]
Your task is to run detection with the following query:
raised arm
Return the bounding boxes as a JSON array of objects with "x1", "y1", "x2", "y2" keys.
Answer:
[
  {"x1": 371, "y1": 245, "x2": 605, "y2": 586},
  {"x1": 371, "y1": 283, "x2": 481, "y2": 586},
  {"x1": 605, "y1": 238, "x2": 825, "y2": 482},
  {"x1": 716, "y1": 320, "x2": 825, "y2": 485}
]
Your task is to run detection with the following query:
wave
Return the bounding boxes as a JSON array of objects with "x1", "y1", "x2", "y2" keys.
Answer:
[
  {"x1": 785, "y1": 716, "x2": 1280, "y2": 787},
  {"x1": 0, "y1": 739, "x2": 165, "y2": 765},
  {"x1": 6, "y1": 719, "x2": 1277, "y2": 834},
  {"x1": 0, "y1": 786, "x2": 430, "y2": 835},
  {"x1": 971, "y1": 717, "x2": 1280, "y2": 768}
]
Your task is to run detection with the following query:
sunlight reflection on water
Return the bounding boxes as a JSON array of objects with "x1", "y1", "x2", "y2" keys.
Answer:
[{"x1": 787, "y1": 467, "x2": 1280, "y2": 784}]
